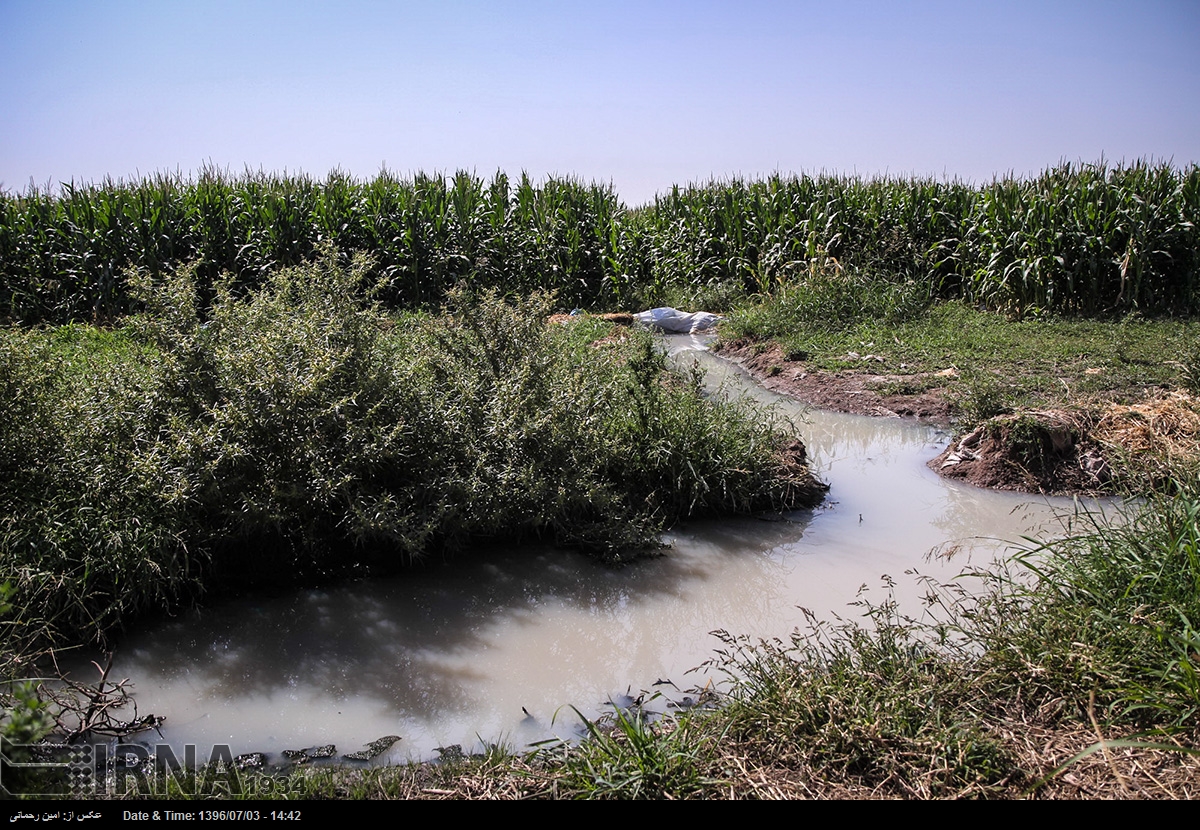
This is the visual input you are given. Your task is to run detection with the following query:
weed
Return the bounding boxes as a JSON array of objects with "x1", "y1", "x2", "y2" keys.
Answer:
[
  {"x1": 867, "y1": 375, "x2": 947, "y2": 397},
  {"x1": 709, "y1": 599, "x2": 1012, "y2": 797},
  {"x1": 951, "y1": 369, "x2": 1012, "y2": 423},
  {"x1": 782, "y1": 344, "x2": 810, "y2": 362},
  {"x1": 1171, "y1": 339, "x2": 1200, "y2": 394},
  {"x1": 1001, "y1": 487, "x2": 1200, "y2": 728},
  {"x1": 550, "y1": 702, "x2": 719, "y2": 799}
]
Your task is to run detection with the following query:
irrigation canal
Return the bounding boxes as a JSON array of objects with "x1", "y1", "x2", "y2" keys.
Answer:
[{"x1": 96, "y1": 335, "x2": 1089, "y2": 764}]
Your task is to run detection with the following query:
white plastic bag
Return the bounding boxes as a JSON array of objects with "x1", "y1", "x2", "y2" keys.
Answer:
[{"x1": 633, "y1": 307, "x2": 723, "y2": 333}]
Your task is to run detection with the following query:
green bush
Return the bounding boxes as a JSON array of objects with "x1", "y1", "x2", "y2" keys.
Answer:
[{"x1": 0, "y1": 255, "x2": 823, "y2": 663}]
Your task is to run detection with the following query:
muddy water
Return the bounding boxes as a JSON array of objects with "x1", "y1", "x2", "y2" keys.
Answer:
[{"x1": 104, "y1": 335, "x2": 1085, "y2": 763}]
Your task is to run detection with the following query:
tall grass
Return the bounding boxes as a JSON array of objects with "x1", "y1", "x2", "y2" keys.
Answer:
[
  {"x1": 708, "y1": 610, "x2": 1011, "y2": 797},
  {"x1": 547, "y1": 702, "x2": 719, "y2": 799},
  {"x1": 989, "y1": 487, "x2": 1200, "y2": 728}
]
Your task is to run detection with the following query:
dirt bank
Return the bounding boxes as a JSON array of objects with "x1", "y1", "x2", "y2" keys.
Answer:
[
  {"x1": 930, "y1": 411, "x2": 1109, "y2": 495},
  {"x1": 716, "y1": 339, "x2": 956, "y2": 423},
  {"x1": 715, "y1": 338, "x2": 1200, "y2": 496}
]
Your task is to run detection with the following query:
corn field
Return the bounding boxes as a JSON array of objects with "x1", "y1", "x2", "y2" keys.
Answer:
[{"x1": 1, "y1": 160, "x2": 1197, "y2": 322}]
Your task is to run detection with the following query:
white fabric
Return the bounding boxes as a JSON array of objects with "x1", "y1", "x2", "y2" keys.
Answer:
[{"x1": 633, "y1": 307, "x2": 723, "y2": 333}]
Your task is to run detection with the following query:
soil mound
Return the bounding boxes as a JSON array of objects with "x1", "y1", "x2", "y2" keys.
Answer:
[{"x1": 931, "y1": 411, "x2": 1108, "y2": 495}]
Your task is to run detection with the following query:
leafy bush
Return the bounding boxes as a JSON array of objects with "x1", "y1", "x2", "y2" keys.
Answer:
[{"x1": 1, "y1": 254, "x2": 823, "y2": 662}]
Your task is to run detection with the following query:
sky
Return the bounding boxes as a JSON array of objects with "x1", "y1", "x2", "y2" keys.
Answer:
[{"x1": 2, "y1": 0, "x2": 1198, "y2": 206}]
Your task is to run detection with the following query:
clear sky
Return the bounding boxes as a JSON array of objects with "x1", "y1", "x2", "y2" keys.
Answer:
[{"x1": 3, "y1": 0, "x2": 1198, "y2": 206}]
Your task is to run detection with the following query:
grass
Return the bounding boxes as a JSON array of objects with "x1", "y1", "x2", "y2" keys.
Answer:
[
  {"x1": 866, "y1": 374, "x2": 949, "y2": 397},
  {"x1": 67, "y1": 480, "x2": 1200, "y2": 799},
  {"x1": 724, "y1": 291, "x2": 1197, "y2": 415},
  {"x1": 999, "y1": 491, "x2": 1200, "y2": 728},
  {"x1": 544, "y1": 702, "x2": 719, "y2": 799}
]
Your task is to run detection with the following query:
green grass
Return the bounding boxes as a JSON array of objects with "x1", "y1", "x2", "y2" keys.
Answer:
[
  {"x1": 724, "y1": 293, "x2": 1197, "y2": 414},
  {"x1": 544, "y1": 702, "x2": 719, "y2": 799},
  {"x1": 993, "y1": 488, "x2": 1200, "y2": 728}
]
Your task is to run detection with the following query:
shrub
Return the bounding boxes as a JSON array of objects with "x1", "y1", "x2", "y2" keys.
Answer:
[{"x1": 1, "y1": 255, "x2": 823, "y2": 661}]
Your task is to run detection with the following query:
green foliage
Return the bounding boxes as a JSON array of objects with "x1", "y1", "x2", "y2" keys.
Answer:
[
  {"x1": 1171, "y1": 338, "x2": 1200, "y2": 394},
  {"x1": 950, "y1": 369, "x2": 1014, "y2": 423},
  {"x1": 0, "y1": 256, "x2": 822, "y2": 663},
  {"x1": 551, "y1": 703, "x2": 718, "y2": 799},
  {"x1": 0, "y1": 680, "x2": 52, "y2": 747},
  {"x1": 0, "y1": 168, "x2": 631, "y2": 323},
  {"x1": 964, "y1": 161, "x2": 1200, "y2": 316},
  {"x1": 0, "y1": 319, "x2": 192, "y2": 655},
  {"x1": 2, "y1": 160, "x2": 1197, "y2": 325},
  {"x1": 992, "y1": 486, "x2": 1200, "y2": 728},
  {"x1": 0, "y1": 679, "x2": 56, "y2": 798},
  {"x1": 722, "y1": 267, "x2": 932, "y2": 341},
  {"x1": 711, "y1": 598, "x2": 1012, "y2": 797},
  {"x1": 627, "y1": 161, "x2": 1199, "y2": 319}
]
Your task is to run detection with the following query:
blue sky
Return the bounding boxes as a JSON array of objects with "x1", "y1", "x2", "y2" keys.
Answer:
[{"x1": 2, "y1": 0, "x2": 1198, "y2": 205}]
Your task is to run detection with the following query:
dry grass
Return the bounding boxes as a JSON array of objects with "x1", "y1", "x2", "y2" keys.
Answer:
[
  {"x1": 256, "y1": 714, "x2": 1199, "y2": 799},
  {"x1": 1095, "y1": 391, "x2": 1200, "y2": 481},
  {"x1": 547, "y1": 312, "x2": 635, "y2": 326}
]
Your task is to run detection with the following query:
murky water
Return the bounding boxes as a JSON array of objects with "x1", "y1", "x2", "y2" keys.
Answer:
[{"x1": 100, "y1": 335, "x2": 1087, "y2": 763}]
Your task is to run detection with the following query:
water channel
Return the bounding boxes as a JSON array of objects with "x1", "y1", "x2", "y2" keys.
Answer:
[{"x1": 102, "y1": 335, "x2": 1086, "y2": 763}]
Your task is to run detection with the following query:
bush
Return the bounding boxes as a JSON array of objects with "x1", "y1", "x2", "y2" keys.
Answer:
[{"x1": 1, "y1": 254, "x2": 824, "y2": 662}]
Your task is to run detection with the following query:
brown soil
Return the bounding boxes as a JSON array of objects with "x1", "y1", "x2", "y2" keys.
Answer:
[
  {"x1": 547, "y1": 312, "x2": 635, "y2": 327},
  {"x1": 930, "y1": 411, "x2": 1110, "y2": 495},
  {"x1": 715, "y1": 338, "x2": 1200, "y2": 497},
  {"x1": 716, "y1": 339, "x2": 956, "y2": 423}
]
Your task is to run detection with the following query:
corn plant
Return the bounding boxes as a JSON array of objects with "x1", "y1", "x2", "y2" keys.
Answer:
[{"x1": 2, "y1": 160, "x2": 1196, "y2": 323}]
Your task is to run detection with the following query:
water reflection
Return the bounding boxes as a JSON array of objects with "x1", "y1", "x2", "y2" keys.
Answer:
[{"x1": 103, "y1": 336, "x2": 1084, "y2": 761}]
